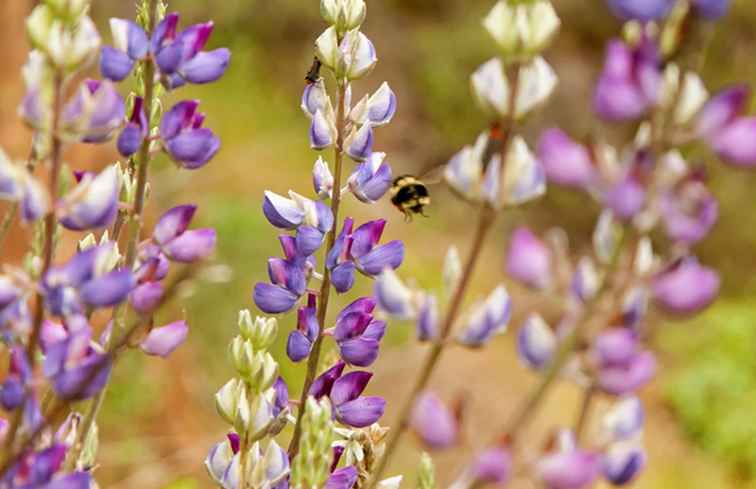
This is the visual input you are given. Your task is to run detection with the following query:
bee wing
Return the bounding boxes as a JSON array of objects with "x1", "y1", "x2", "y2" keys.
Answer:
[{"x1": 417, "y1": 162, "x2": 447, "y2": 185}]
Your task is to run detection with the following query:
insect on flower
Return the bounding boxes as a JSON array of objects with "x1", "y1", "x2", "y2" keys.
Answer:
[{"x1": 305, "y1": 56, "x2": 323, "y2": 84}]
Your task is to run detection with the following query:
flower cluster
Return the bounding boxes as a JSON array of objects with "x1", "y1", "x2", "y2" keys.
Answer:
[{"x1": 0, "y1": 0, "x2": 226, "y2": 485}]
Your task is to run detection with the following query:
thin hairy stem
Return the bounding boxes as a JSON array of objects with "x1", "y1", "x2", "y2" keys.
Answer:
[
  {"x1": 289, "y1": 81, "x2": 348, "y2": 456},
  {"x1": 366, "y1": 205, "x2": 497, "y2": 488},
  {"x1": 65, "y1": 0, "x2": 161, "y2": 470}
]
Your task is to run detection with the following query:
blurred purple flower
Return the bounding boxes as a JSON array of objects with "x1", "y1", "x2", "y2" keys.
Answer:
[
  {"x1": 140, "y1": 320, "x2": 189, "y2": 358},
  {"x1": 458, "y1": 286, "x2": 512, "y2": 348},
  {"x1": 652, "y1": 257, "x2": 720, "y2": 314},
  {"x1": 410, "y1": 392, "x2": 458, "y2": 449},
  {"x1": 537, "y1": 129, "x2": 595, "y2": 188},
  {"x1": 58, "y1": 165, "x2": 120, "y2": 231},
  {"x1": 606, "y1": 0, "x2": 674, "y2": 21},
  {"x1": 43, "y1": 327, "x2": 112, "y2": 401},
  {"x1": 506, "y1": 227, "x2": 552, "y2": 289}
]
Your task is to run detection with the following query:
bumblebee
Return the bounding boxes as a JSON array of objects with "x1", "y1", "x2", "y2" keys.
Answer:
[{"x1": 390, "y1": 175, "x2": 431, "y2": 221}]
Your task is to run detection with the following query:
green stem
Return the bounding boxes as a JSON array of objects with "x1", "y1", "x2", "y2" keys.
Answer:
[
  {"x1": 288, "y1": 81, "x2": 348, "y2": 456},
  {"x1": 64, "y1": 0, "x2": 160, "y2": 470}
]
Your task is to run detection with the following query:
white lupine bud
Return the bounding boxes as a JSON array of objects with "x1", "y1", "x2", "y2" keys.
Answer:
[
  {"x1": 248, "y1": 351, "x2": 279, "y2": 392},
  {"x1": 315, "y1": 27, "x2": 341, "y2": 70},
  {"x1": 313, "y1": 157, "x2": 334, "y2": 198},
  {"x1": 483, "y1": 0, "x2": 560, "y2": 59},
  {"x1": 44, "y1": 0, "x2": 90, "y2": 20},
  {"x1": 321, "y1": 0, "x2": 367, "y2": 33},
  {"x1": 514, "y1": 56, "x2": 557, "y2": 118},
  {"x1": 502, "y1": 136, "x2": 545, "y2": 205},
  {"x1": 28, "y1": 8, "x2": 101, "y2": 72},
  {"x1": 236, "y1": 391, "x2": 275, "y2": 442},
  {"x1": 443, "y1": 246, "x2": 463, "y2": 297},
  {"x1": 659, "y1": 64, "x2": 708, "y2": 126},
  {"x1": 238, "y1": 311, "x2": 278, "y2": 351},
  {"x1": 593, "y1": 210, "x2": 623, "y2": 264},
  {"x1": 215, "y1": 378, "x2": 243, "y2": 425},
  {"x1": 634, "y1": 237, "x2": 655, "y2": 277},
  {"x1": 471, "y1": 58, "x2": 510, "y2": 119},
  {"x1": 378, "y1": 476, "x2": 404, "y2": 489},
  {"x1": 27, "y1": 6, "x2": 56, "y2": 52},
  {"x1": 338, "y1": 30, "x2": 377, "y2": 81}
]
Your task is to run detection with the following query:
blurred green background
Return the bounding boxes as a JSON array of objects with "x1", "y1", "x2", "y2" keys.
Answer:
[{"x1": 2, "y1": 0, "x2": 756, "y2": 488}]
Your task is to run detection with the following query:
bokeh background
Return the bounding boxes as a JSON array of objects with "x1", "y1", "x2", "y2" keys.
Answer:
[{"x1": 2, "y1": 0, "x2": 756, "y2": 488}]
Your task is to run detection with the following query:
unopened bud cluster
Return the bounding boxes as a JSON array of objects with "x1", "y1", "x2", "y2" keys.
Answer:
[{"x1": 291, "y1": 397, "x2": 336, "y2": 489}]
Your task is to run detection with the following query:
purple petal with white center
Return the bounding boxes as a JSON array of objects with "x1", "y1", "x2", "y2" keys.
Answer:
[
  {"x1": 100, "y1": 46, "x2": 135, "y2": 82},
  {"x1": 346, "y1": 124, "x2": 374, "y2": 162},
  {"x1": 154, "y1": 204, "x2": 197, "y2": 245},
  {"x1": 517, "y1": 314, "x2": 557, "y2": 370},
  {"x1": 339, "y1": 337, "x2": 380, "y2": 366},
  {"x1": 302, "y1": 80, "x2": 329, "y2": 116},
  {"x1": 140, "y1": 320, "x2": 189, "y2": 358},
  {"x1": 606, "y1": 0, "x2": 674, "y2": 21},
  {"x1": 79, "y1": 269, "x2": 135, "y2": 307},
  {"x1": 59, "y1": 166, "x2": 120, "y2": 231},
  {"x1": 326, "y1": 467, "x2": 358, "y2": 489},
  {"x1": 459, "y1": 287, "x2": 511, "y2": 348},
  {"x1": 335, "y1": 396, "x2": 386, "y2": 428},
  {"x1": 254, "y1": 283, "x2": 299, "y2": 314},
  {"x1": 538, "y1": 450, "x2": 601, "y2": 489},
  {"x1": 598, "y1": 351, "x2": 657, "y2": 395},
  {"x1": 78, "y1": 80, "x2": 125, "y2": 143},
  {"x1": 538, "y1": 129, "x2": 595, "y2": 187},
  {"x1": 129, "y1": 281, "x2": 164, "y2": 313},
  {"x1": 166, "y1": 127, "x2": 221, "y2": 169},
  {"x1": 604, "y1": 178, "x2": 646, "y2": 220},
  {"x1": 160, "y1": 100, "x2": 199, "y2": 140},
  {"x1": 296, "y1": 226, "x2": 325, "y2": 256},
  {"x1": 332, "y1": 262, "x2": 356, "y2": 293},
  {"x1": 357, "y1": 240, "x2": 404, "y2": 276},
  {"x1": 263, "y1": 191, "x2": 305, "y2": 229},
  {"x1": 273, "y1": 377, "x2": 289, "y2": 416},
  {"x1": 603, "y1": 443, "x2": 646, "y2": 486},
  {"x1": 692, "y1": 0, "x2": 730, "y2": 19},
  {"x1": 471, "y1": 448, "x2": 513, "y2": 485},
  {"x1": 604, "y1": 397, "x2": 645, "y2": 441},
  {"x1": 181, "y1": 48, "x2": 231, "y2": 84},
  {"x1": 696, "y1": 85, "x2": 749, "y2": 138},
  {"x1": 162, "y1": 228, "x2": 217, "y2": 262},
  {"x1": 410, "y1": 392, "x2": 458, "y2": 449},
  {"x1": 287, "y1": 330, "x2": 313, "y2": 362},
  {"x1": 367, "y1": 82, "x2": 397, "y2": 126},
  {"x1": 506, "y1": 227, "x2": 552, "y2": 289},
  {"x1": 708, "y1": 117, "x2": 756, "y2": 167},
  {"x1": 313, "y1": 157, "x2": 334, "y2": 197},
  {"x1": 310, "y1": 110, "x2": 335, "y2": 150},
  {"x1": 309, "y1": 361, "x2": 346, "y2": 399},
  {"x1": 652, "y1": 258, "x2": 720, "y2": 314},
  {"x1": 417, "y1": 295, "x2": 438, "y2": 342},
  {"x1": 331, "y1": 371, "x2": 372, "y2": 405}
]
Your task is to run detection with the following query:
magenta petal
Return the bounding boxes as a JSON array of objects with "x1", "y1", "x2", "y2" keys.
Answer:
[
  {"x1": 309, "y1": 361, "x2": 346, "y2": 399},
  {"x1": 538, "y1": 451, "x2": 601, "y2": 489},
  {"x1": 129, "y1": 281, "x2": 165, "y2": 313},
  {"x1": 335, "y1": 396, "x2": 386, "y2": 428},
  {"x1": 709, "y1": 117, "x2": 756, "y2": 167},
  {"x1": 162, "y1": 228, "x2": 217, "y2": 262},
  {"x1": 506, "y1": 227, "x2": 552, "y2": 289},
  {"x1": 356, "y1": 241, "x2": 404, "y2": 276},
  {"x1": 331, "y1": 371, "x2": 373, "y2": 405},
  {"x1": 696, "y1": 85, "x2": 750, "y2": 138},
  {"x1": 652, "y1": 258, "x2": 720, "y2": 314},
  {"x1": 160, "y1": 100, "x2": 199, "y2": 139},
  {"x1": 140, "y1": 320, "x2": 189, "y2": 358},
  {"x1": 538, "y1": 129, "x2": 595, "y2": 187}
]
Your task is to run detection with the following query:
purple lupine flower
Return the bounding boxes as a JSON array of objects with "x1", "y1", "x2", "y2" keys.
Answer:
[
  {"x1": 152, "y1": 204, "x2": 217, "y2": 263},
  {"x1": 518, "y1": 313, "x2": 557, "y2": 370},
  {"x1": 62, "y1": 79, "x2": 125, "y2": 143},
  {"x1": 3, "y1": 442, "x2": 92, "y2": 489},
  {"x1": 326, "y1": 466, "x2": 359, "y2": 489},
  {"x1": 417, "y1": 294, "x2": 438, "y2": 341},
  {"x1": 602, "y1": 442, "x2": 646, "y2": 486},
  {"x1": 329, "y1": 371, "x2": 386, "y2": 427},
  {"x1": 333, "y1": 297, "x2": 386, "y2": 367},
  {"x1": 537, "y1": 129, "x2": 595, "y2": 188},
  {"x1": 345, "y1": 124, "x2": 374, "y2": 161},
  {"x1": 606, "y1": 0, "x2": 675, "y2": 21},
  {"x1": 160, "y1": 100, "x2": 221, "y2": 169},
  {"x1": 44, "y1": 327, "x2": 112, "y2": 400},
  {"x1": 327, "y1": 218, "x2": 404, "y2": 293},
  {"x1": 140, "y1": 320, "x2": 189, "y2": 358},
  {"x1": 660, "y1": 172, "x2": 718, "y2": 244},
  {"x1": 42, "y1": 244, "x2": 135, "y2": 318},
  {"x1": 458, "y1": 286, "x2": 512, "y2": 347},
  {"x1": 58, "y1": 166, "x2": 120, "y2": 231},
  {"x1": 263, "y1": 191, "x2": 334, "y2": 238},
  {"x1": 506, "y1": 227, "x2": 552, "y2": 289},
  {"x1": 309, "y1": 361, "x2": 346, "y2": 399},
  {"x1": 101, "y1": 19, "x2": 149, "y2": 81},
  {"x1": 374, "y1": 268, "x2": 416, "y2": 319},
  {"x1": 129, "y1": 281, "x2": 164, "y2": 313},
  {"x1": 470, "y1": 448, "x2": 513, "y2": 486},
  {"x1": 0, "y1": 276, "x2": 31, "y2": 338},
  {"x1": 287, "y1": 294, "x2": 320, "y2": 362},
  {"x1": 691, "y1": 0, "x2": 730, "y2": 20},
  {"x1": 348, "y1": 152, "x2": 392, "y2": 203},
  {"x1": 1, "y1": 347, "x2": 31, "y2": 410},
  {"x1": 593, "y1": 328, "x2": 656, "y2": 396},
  {"x1": 0, "y1": 153, "x2": 50, "y2": 224},
  {"x1": 603, "y1": 396, "x2": 644, "y2": 441},
  {"x1": 102, "y1": 13, "x2": 230, "y2": 89},
  {"x1": 273, "y1": 377, "x2": 290, "y2": 417},
  {"x1": 696, "y1": 85, "x2": 756, "y2": 167},
  {"x1": 537, "y1": 432, "x2": 601, "y2": 489},
  {"x1": 410, "y1": 392, "x2": 458, "y2": 449},
  {"x1": 604, "y1": 176, "x2": 647, "y2": 221},
  {"x1": 118, "y1": 96, "x2": 149, "y2": 157},
  {"x1": 594, "y1": 39, "x2": 661, "y2": 121},
  {"x1": 652, "y1": 257, "x2": 720, "y2": 314},
  {"x1": 205, "y1": 436, "x2": 237, "y2": 488}
]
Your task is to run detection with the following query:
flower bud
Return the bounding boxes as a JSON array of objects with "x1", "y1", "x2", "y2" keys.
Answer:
[
  {"x1": 572, "y1": 256, "x2": 600, "y2": 303},
  {"x1": 236, "y1": 390, "x2": 275, "y2": 441},
  {"x1": 348, "y1": 152, "x2": 392, "y2": 203},
  {"x1": 140, "y1": 320, "x2": 189, "y2": 358},
  {"x1": 603, "y1": 396, "x2": 644, "y2": 441},
  {"x1": 292, "y1": 397, "x2": 335, "y2": 489},
  {"x1": 374, "y1": 268, "x2": 416, "y2": 319},
  {"x1": 345, "y1": 123, "x2": 374, "y2": 161},
  {"x1": 45, "y1": 0, "x2": 90, "y2": 20},
  {"x1": 417, "y1": 453, "x2": 436, "y2": 489},
  {"x1": 502, "y1": 136, "x2": 546, "y2": 205},
  {"x1": 29, "y1": 8, "x2": 101, "y2": 72},
  {"x1": 411, "y1": 392, "x2": 458, "y2": 449},
  {"x1": 238, "y1": 311, "x2": 278, "y2": 351},
  {"x1": 59, "y1": 165, "x2": 121, "y2": 231},
  {"x1": 313, "y1": 157, "x2": 335, "y2": 198},
  {"x1": 517, "y1": 313, "x2": 556, "y2": 370},
  {"x1": 321, "y1": 0, "x2": 367, "y2": 33},
  {"x1": 506, "y1": 227, "x2": 552, "y2": 289},
  {"x1": 483, "y1": 1, "x2": 560, "y2": 59},
  {"x1": 215, "y1": 378, "x2": 243, "y2": 425},
  {"x1": 458, "y1": 286, "x2": 512, "y2": 348},
  {"x1": 602, "y1": 441, "x2": 646, "y2": 486},
  {"x1": 317, "y1": 27, "x2": 377, "y2": 81}
]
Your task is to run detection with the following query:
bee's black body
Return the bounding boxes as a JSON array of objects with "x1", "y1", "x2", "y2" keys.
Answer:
[{"x1": 391, "y1": 175, "x2": 431, "y2": 221}]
